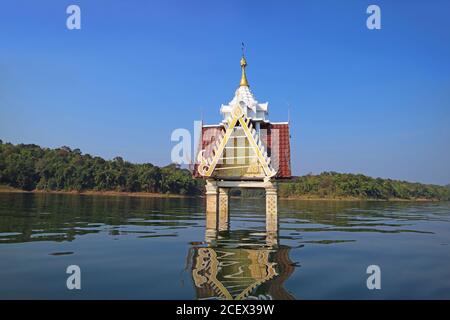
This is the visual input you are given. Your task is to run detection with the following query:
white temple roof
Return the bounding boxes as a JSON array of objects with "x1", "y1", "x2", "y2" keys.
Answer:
[{"x1": 220, "y1": 56, "x2": 269, "y2": 122}]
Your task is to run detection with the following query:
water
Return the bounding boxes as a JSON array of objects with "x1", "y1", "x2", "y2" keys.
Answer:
[{"x1": 0, "y1": 193, "x2": 449, "y2": 299}]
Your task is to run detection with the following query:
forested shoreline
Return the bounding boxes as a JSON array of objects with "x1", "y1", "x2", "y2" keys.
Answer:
[
  {"x1": 0, "y1": 141, "x2": 203, "y2": 195},
  {"x1": 1, "y1": 141, "x2": 449, "y2": 200},
  {"x1": 278, "y1": 172, "x2": 450, "y2": 201}
]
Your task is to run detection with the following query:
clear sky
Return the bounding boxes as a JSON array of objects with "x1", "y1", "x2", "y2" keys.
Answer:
[{"x1": 1, "y1": 0, "x2": 449, "y2": 185}]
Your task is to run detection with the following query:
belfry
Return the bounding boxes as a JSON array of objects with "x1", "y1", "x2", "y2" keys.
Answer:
[{"x1": 194, "y1": 53, "x2": 291, "y2": 241}]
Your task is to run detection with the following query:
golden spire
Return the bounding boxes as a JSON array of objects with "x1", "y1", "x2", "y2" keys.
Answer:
[
  {"x1": 239, "y1": 43, "x2": 249, "y2": 87},
  {"x1": 240, "y1": 56, "x2": 249, "y2": 87}
]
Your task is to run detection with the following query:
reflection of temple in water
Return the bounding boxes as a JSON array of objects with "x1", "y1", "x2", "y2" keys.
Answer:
[
  {"x1": 190, "y1": 245, "x2": 295, "y2": 300},
  {"x1": 189, "y1": 198, "x2": 295, "y2": 300}
]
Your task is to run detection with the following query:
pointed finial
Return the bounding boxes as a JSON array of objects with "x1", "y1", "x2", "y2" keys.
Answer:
[{"x1": 240, "y1": 42, "x2": 249, "y2": 87}]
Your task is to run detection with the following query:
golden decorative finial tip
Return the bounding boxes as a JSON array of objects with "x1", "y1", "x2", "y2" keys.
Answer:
[
  {"x1": 239, "y1": 56, "x2": 249, "y2": 87},
  {"x1": 240, "y1": 56, "x2": 247, "y2": 67}
]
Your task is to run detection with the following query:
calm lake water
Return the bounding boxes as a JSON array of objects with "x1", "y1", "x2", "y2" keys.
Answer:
[{"x1": 0, "y1": 193, "x2": 449, "y2": 300}]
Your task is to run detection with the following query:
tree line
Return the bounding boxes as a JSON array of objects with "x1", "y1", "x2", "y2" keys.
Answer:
[
  {"x1": 0, "y1": 141, "x2": 203, "y2": 195},
  {"x1": 1, "y1": 141, "x2": 449, "y2": 200},
  {"x1": 279, "y1": 172, "x2": 450, "y2": 201}
]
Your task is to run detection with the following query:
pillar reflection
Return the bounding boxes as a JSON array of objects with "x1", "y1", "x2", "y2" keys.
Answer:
[{"x1": 191, "y1": 204, "x2": 293, "y2": 300}]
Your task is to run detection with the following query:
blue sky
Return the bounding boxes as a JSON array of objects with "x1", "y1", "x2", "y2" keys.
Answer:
[{"x1": 1, "y1": 0, "x2": 449, "y2": 185}]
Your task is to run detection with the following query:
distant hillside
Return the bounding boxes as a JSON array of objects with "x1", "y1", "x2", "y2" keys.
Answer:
[
  {"x1": 0, "y1": 141, "x2": 202, "y2": 195},
  {"x1": 278, "y1": 172, "x2": 450, "y2": 201},
  {"x1": 1, "y1": 141, "x2": 449, "y2": 201}
]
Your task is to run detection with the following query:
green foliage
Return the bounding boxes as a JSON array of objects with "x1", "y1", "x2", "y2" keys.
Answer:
[
  {"x1": 279, "y1": 172, "x2": 450, "y2": 201},
  {"x1": 0, "y1": 142, "x2": 203, "y2": 195},
  {"x1": 1, "y1": 142, "x2": 448, "y2": 200}
]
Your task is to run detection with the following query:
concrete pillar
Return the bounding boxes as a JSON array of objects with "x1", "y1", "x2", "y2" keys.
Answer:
[
  {"x1": 265, "y1": 183, "x2": 278, "y2": 234},
  {"x1": 218, "y1": 188, "x2": 230, "y2": 232},
  {"x1": 205, "y1": 180, "x2": 218, "y2": 241},
  {"x1": 266, "y1": 231, "x2": 279, "y2": 248}
]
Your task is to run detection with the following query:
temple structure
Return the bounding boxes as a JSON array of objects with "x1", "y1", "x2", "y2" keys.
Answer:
[{"x1": 195, "y1": 54, "x2": 291, "y2": 237}]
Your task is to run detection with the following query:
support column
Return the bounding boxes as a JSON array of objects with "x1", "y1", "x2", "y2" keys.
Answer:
[
  {"x1": 266, "y1": 232, "x2": 278, "y2": 248},
  {"x1": 218, "y1": 188, "x2": 230, "y2": 232},
  {"x1": 266, "y1": 182, "x2": 278, "y2": 246},
  {"x1": 205, "y1": 180, "x2": 218, "y2": 242}
]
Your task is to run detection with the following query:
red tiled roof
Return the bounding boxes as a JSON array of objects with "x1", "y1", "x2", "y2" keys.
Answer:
[
  {"x1": 266, "y1": 123, "x2": 291, "y2": 178},
  {"x1": 193, "y1": 122, "x2": 291, "y2": 179}
]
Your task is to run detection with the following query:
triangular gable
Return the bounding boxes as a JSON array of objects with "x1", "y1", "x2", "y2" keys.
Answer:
[
  {"x1": 197, "y1": 104, "x2": 276, "y2": 178},
  {"x1": 192, "y1": 247, "x2": 278, "y2": 300}
]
